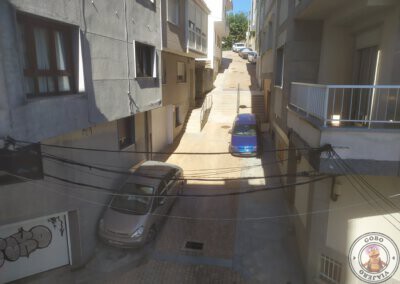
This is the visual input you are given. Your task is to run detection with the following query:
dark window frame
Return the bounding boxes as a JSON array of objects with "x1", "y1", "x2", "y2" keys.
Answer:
[
  {"x1": 17, "y1": 12, "x2": 76, "y2": 98},
  {"x1": 135, "y1": 41, "x2": 156, "y2": 78},
  {"x1": 176, "y1": 61, "x2": 186, "y2": 83},
  {"x1": 275, "y1": 46, "x2": 284, "y2": 87},
  {"x1": 117, "y1": 116, "x2": 136, "y2": 149},
  {"x1": 175, "y1": 106, "x2": 181, "y2": 127}
]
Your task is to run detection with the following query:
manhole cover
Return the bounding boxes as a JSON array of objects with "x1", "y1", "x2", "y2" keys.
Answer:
[
  {"x1": 184, "y1": 241, "x2": 204, "y2": 251},
  {"x1": 221, "y1": 125, "x2": 230, "y2": 129}
]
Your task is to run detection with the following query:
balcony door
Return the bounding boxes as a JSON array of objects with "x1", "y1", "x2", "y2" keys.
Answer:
[
  {"x1": 350, "y1": 46, "x2": 379, "y2": 123},
  {"x1": 354, "y1": 46, "x2": 378, "y2": 85}
]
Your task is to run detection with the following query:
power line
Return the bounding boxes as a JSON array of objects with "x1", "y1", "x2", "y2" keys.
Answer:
[
  {"x1": 329, "y1": 150, "x2": 400, "y2": 231},
  {"x1": 332, "y1": 150, "x2": 400, "y2": 211},
  {"x1": 43, "y1": 172, "x2": 331, "y2": 198},
  {"x1": 44, "y1": 156, "x2": 296, "y2": 181},
  {"x1": 12, "y1": 138, "x2": 321, "y2": 155},
  {"x1": 43, "y1": 149, "x2": 292, "y2": 171},
  {"x1": 4, "y1": 171, "x2": 389, "y2": 222},
  {"x1": 42, "y1": 152, "x2": 317, "y2": 181},
  {"x1": 43, "y1": 150, "x2": 293, "y2": 176}
]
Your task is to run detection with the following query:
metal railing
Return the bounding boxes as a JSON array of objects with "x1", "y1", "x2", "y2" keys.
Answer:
[
  {"x1": 290, "y1": 82, "x2": 400, "y2": 127},
  {"x1": 200, "y1": 94, "x2": 213, "y2": 130}
]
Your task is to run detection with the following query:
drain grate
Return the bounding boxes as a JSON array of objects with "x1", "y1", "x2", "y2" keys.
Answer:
[{"x1": 184, "y1": 241, "x2": 204, "y2": 251}]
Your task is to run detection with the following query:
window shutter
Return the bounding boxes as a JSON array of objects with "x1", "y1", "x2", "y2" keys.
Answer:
[
  {"x1": 152, "y1": 48, "x2": 157, "y2": 78},
  {"x1": 133, "y1": 40, "x2": 137, "y2": 78}
]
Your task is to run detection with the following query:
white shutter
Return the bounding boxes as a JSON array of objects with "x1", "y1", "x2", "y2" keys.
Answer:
[
  {"x1": 152, "y1": 48, "x2": 157, "y2": 78},
  {"x1": 133, "y1": 40, "x2": 137, "y2": 78}
]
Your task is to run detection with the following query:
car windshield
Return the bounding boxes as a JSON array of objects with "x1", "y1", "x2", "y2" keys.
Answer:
[
  {"x1": 110, "y1": 183, "x2": 154, "y2": 215},
  {"x1": 233, "y1": 124, "x2": 257, "y2": 136}
]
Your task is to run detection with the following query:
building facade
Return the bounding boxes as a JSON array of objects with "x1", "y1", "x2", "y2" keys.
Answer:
[
  {"x1": 255, "y1": 0, "x2": 400, "y2": 283},
  {"x1": 0, "y1": 0, "x2": 162, "y2": 282},
  {"x1": 158, "y1": 0, "x2": 209, "y2": 144},
  {"x1": 202, "y1": 0, "x2": 232, "y2": 79}
]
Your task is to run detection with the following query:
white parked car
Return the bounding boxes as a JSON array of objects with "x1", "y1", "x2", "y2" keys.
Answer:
[{"x1": 232, "y1": 42, "x2": 245, "y2": 52}]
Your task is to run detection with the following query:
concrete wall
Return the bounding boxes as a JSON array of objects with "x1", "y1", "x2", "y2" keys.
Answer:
[
  {"x1": 162, "y1": 52, "x2": 194, "y2": 106},
  {"x1": 0, "y1": 0, "x2": 162, "y2": 142},
  {"x1": 310, "y1": 175, "x2": 400, "y2": 283},
  {"x1": 161, "y1": 0, "x2": 186, "y2": 53},
  {"x1": 0, "y1": 117, "x2": 147, "y2": 267},
  {"x1": 0, "y1": 0, "x2": 164, "y2": 275},
  {"x1": 161, "y1": 52, "x2": 194, "y2": 140},
  {"x1": 151, "y1": 106, "x2": 170, "y2": 152},
  {"x1": 318, "y1": 2, "x2": 400, "y2": 85}
]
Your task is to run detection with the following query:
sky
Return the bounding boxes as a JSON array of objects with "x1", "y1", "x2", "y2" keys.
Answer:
[{"x1": 231, "y1": 0, "x2": 251, "y2": 15}]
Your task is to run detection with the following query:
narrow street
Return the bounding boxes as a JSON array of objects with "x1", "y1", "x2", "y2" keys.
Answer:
[{"x1": 18, "y1": 51, "x2": 304, "y2": 284}]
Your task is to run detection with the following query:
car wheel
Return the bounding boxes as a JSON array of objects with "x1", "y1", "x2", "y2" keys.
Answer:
[{"x1": 146, "y1": 226, "x2": 157, "y2": 244}]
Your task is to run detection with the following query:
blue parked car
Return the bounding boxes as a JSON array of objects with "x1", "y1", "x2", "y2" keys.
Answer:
[{"x1": 229, "y1": 113, "x2": 261, "y2": 157}]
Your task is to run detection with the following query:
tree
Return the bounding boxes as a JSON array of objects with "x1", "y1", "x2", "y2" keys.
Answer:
[{"x1": 223, "y1": 12, "x2": 248, "y2": 49}]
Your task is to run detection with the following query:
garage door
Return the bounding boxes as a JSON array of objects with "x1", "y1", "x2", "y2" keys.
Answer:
[{"x1": 0, "y1": 212, "x2": 70, "y2": 283}]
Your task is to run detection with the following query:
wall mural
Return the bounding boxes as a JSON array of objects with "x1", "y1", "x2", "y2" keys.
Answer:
[{"x1": 0, "y1": 223, "x2": 54, "y2": 268}]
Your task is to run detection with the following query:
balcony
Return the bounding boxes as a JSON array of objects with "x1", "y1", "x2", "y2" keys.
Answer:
[
  {"x1": 287, "y1": 82, "x2": 400, "y2": 176},
  {"x1": 290, "y1": 83, "x2": 400, "y2": 128}
]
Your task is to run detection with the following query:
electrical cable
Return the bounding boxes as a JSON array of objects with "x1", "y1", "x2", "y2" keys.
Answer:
[
  {"x1": 332, "y1": 150, "x2": 400, "y2": 211},
  {"x1": 41, "y1": 152, "x2": 317, "y2": 181},
  {"x1": 44, "y1": 156, "x2": 299, "y2": 181},
  {"x1": 4, "y1": 172, "x2": 395, "y2": 222},
  {"x1": 12, "y1": 138, "x2": 321, "y2": 155},
  {"x1": 43, "y1": 172, "x2": 330, "y2": 198},
  {"x1": 329, "y1": 150, "x2": 400, "y2": 231}
]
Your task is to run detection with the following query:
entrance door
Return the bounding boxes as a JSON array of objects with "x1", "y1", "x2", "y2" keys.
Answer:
[{"x1": 0, "y1": 213, "x2": 70, "y2": 283}]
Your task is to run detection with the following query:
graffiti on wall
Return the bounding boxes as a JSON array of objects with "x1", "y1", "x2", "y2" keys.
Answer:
[{"x1": 0, "y1": 225, "x2": 52, "y2": 268}]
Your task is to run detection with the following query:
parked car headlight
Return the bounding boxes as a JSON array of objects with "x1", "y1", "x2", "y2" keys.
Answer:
[{"x1": 131, "y1": 226, "x2": 144, "y2": 239}]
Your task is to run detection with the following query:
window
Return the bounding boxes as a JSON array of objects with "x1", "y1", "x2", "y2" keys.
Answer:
[
  {"x1": 175, "y1": 106, "x2": 181, "y2": 127},
  {"x1": 117, "y1": 116, "x2": 135, "y2": 149},
  {"x1": 167, "y1": 0, "x2": 179, "y2": 25},
  {"x1": 134, "y1": 42, "x2": 156, "y2": 78},
  {"x1": 267, "y1": 21, "x2": 273, "y2": 50},
  {"x1": 17, "y1": 13, "x2": 75, "y2": 97},
  {"x1": 177, "y1": 62, "x2": 186, "y2": 83},
  {"x1": 188, "y1": 2, "x2": 207, "y2": 53},
  {"x1": 319, "y1": 254, "x2": 342, "y2": 284},
  {"x1": 275, "y1": 46, "x2": 284, "y2": 87}
]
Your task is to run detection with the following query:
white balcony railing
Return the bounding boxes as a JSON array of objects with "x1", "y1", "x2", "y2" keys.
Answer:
[{"x1": 290, "y1": 82, "x2": 400, "y2": 127}]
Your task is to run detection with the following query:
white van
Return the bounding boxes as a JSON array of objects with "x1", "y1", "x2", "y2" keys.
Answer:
[{"x1": 232, "y1": 42, "x2": 245, "y2": 52}]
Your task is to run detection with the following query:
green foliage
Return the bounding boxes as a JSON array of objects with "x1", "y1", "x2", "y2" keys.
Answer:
[{"x1": 222, "y1": 12, "x2": 248, "y2": 49}]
